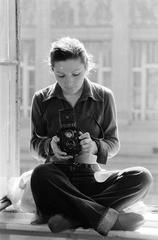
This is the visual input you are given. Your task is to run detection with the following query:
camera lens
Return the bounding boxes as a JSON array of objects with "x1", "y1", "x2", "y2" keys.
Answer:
[
  {"x1": 64, "y1": 130, "x2": 74, "y2": 138},
  {"x1": 65, "y1": 140, "x2": 76, "y2": 149}
]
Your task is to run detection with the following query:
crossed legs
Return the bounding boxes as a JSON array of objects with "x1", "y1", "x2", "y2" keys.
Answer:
[{"x1": 30, "y1": 162, "x2": 152, "y2": 235}]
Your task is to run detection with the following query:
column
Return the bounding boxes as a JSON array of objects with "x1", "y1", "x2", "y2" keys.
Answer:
[
  {"x1": 111, "y1": 0, "x2": 130, "y2": 124},
  {"x1": 35, "y1": 0, "x2": 53, "y2": 91},
  {"x1": 0, "y1": 0, "x2": 19, "y2": 197}
]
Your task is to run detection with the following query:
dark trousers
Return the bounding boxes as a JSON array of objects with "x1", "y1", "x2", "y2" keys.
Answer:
[{"x1": 30, "y1": 162, "x2": 152, "y2": 229}]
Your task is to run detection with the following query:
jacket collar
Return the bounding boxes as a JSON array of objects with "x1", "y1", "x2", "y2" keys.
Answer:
[{"x1": 42, "y1": 78, "x2": 103, "y2": 102}]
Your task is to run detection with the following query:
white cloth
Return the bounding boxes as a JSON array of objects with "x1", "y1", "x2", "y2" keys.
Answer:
[
  {"x1": 94, "y1": 169, "x2": 115, "y2": 182},
  {"x1": 7, "y1": 170, "x2": 36, "y2": 213}
]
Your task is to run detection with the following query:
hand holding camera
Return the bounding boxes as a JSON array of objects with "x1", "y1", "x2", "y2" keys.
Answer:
[
  {"x1": 50, "y1": 136, "x2": 73, "y2": 161},
  {"x1": 50, "y1": 108, "x2": 98, "y2": 162},
  {"x1": 56, "y1": 109, "x2": 81, "y2": 158},
  {"x1": 79, "y1": 132, "x2": 98, "y2": 155},
  {"x1": 51, "y1": 131, "x2": 98, "y2": 162}
]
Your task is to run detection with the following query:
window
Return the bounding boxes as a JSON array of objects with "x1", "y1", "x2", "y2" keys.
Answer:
[
  {"x1": 97, "y1": 46, "x2": 112, "y2": 88},
  {"x1": 0, "y1": 0, "x2": 20, "y2": 195},
  {"x1": 132, "y1": 41, "x2": 158, "y2": 121},
  {"x1": 20, "y1": 41, "x2": 35, "y2": 118},
  {"x1": 19, "y1": 40, "x2": 36, "y2": 173},
  {"x1": 84, "y1": 41, "x2": 112, "y2": 88}
]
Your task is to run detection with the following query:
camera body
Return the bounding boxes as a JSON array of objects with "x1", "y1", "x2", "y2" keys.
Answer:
[{"x1": 57, "y1": 109, "x2": 81, "y2": 157}]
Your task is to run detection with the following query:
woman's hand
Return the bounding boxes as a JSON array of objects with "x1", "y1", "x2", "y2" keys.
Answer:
[
  {"x1": 50, "y1": 136, "x2": 73, "y2": 161},
  {"x1": 79, "y1": 132, "x2": 98, "y2": 155}
]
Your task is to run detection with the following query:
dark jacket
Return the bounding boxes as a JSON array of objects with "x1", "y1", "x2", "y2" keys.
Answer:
[{"x1": 30, "y1": 78, "x2": 120, "y2": 164}]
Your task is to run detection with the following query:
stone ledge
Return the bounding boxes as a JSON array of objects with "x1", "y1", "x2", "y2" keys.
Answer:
[{"x1": 0, "y1": 212, "x2": 158, "y2": 240}]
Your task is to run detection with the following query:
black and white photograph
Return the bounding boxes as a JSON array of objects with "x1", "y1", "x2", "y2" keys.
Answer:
[{"x1": 0, "y1": 0, "x2": 158, "y2": 239}]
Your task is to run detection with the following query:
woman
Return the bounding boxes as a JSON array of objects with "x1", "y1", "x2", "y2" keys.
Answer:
[{"x1": 30, "y1": 37, "x2": 152, "y2": 236}]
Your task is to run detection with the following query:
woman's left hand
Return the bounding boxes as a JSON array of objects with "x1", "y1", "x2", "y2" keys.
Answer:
[{"x1": 79, "y1": 131, "x2": 98, "y2": 155}]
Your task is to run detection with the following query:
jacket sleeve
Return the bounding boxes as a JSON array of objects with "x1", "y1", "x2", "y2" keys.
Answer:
[
  {"x1": 95, "y1": 90, "x2": 120, "y2": 165},
  {"x1": 30, "y1": 93, "x2": 53, "y2": 162}
]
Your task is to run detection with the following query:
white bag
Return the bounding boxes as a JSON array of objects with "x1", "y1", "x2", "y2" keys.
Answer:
[{"x1": 7, "y1": 170, "x2": 36, "y2": 213}]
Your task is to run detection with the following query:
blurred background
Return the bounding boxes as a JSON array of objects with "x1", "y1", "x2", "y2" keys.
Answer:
[{"x1": 18, "y1": 0, "x2": 158, "y2": 205}]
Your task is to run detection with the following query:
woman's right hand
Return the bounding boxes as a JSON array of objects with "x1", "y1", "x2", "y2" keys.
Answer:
[{"x1": 50, "y1": 136, "x2": 73, "y2": 161}]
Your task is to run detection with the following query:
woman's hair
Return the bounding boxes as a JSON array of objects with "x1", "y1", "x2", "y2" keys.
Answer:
[{"x1": 49, "y1": 37, "x2": 95, "y2": 73}]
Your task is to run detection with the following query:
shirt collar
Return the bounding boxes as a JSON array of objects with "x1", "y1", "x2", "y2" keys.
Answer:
[
  {"x1": 79, "y1": 78, "x2": 103, "y2": 102},
  {"x1": 42, "y1": 82, "x2": 64, "y2": 102},
  {"x1": 42, "y1": 78, "x2": 103, "y2": 102}
]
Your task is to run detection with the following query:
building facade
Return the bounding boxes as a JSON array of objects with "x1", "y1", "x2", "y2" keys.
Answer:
[{"x1": 19, "y1": 0, "x2": 158, "y2": 204}]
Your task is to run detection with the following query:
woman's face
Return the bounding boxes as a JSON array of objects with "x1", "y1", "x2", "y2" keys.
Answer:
[{"x1": 53, "y1": 58, "x2": 86, "y2": 95}]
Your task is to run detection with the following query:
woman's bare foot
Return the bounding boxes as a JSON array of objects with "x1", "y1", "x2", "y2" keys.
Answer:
[
  {"x1": 112, "y1": 211, "x2": 145, "y2": 231},
  {"x1": 48, "y1": 214, "x2": 80, "y2": 233}
]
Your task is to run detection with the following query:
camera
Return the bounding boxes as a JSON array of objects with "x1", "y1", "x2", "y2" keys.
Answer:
[{"x1": 57, "y1": 109, "x2": 81, "y2": 157}]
